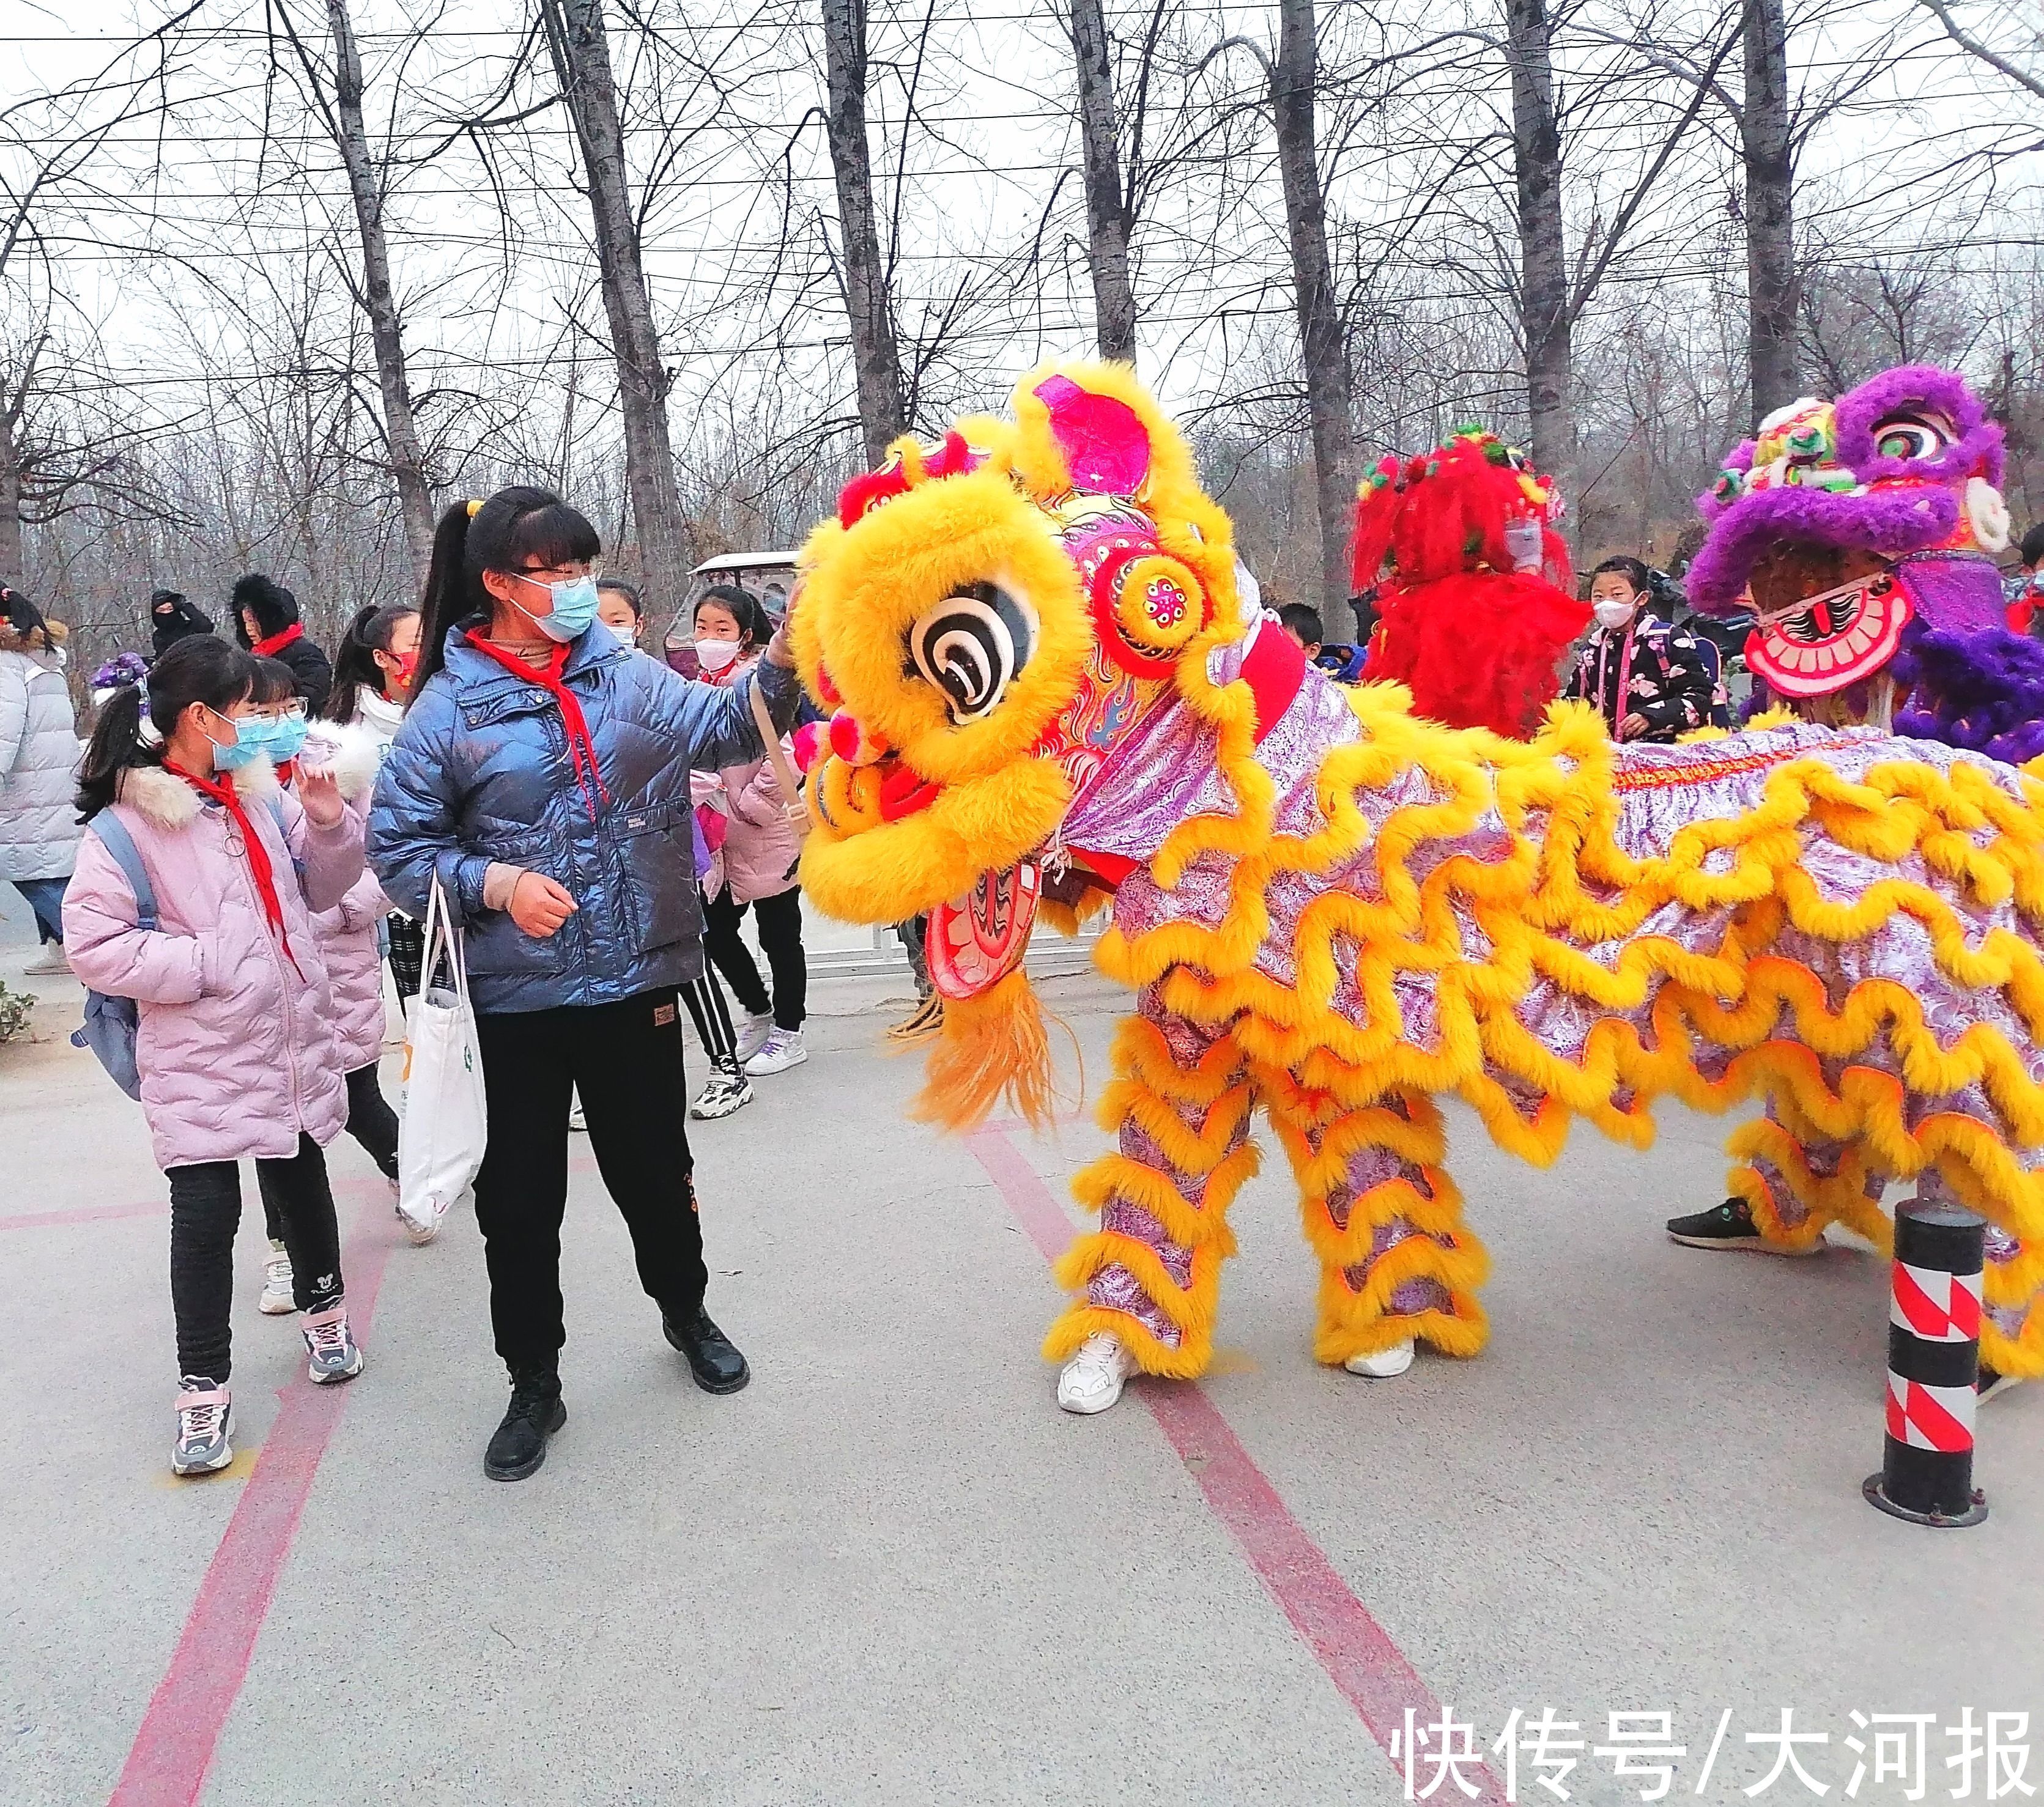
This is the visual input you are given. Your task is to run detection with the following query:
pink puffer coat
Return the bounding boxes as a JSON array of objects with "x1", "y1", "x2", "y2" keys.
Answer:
[
  {"x1": 62, "y1": 758, "x2": 366, "y2": 1170},
  {"x1": 302, "y1": 722, "x2": 392, "y2": 1070},
  {"x1": 706, "y1": 655, "x2": 801, "y2": 903}
]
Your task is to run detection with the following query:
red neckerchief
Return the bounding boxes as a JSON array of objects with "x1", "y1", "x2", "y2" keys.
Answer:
[
  {"x1": 252, "y1": 622, "x2": 305, "y2": 659},
  {"x1": 465, "y1": 632, "x2": 612, "y2": 820},
  {"x1": 164, "y1": 759, "x2": 303, "y2": 977}
]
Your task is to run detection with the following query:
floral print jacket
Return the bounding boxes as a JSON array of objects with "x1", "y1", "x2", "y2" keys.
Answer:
[{"x1": 1563, "y1": 608, "x2": 1719, "y2": 742}]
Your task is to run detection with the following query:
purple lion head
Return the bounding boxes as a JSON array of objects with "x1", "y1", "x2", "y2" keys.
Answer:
[{"x1": 1685, "y1": 365, "x2": 2010, "y2": 634}]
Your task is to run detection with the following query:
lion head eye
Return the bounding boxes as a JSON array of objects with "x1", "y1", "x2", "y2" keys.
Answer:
[
  {"x1": 1872, "y1": 412, "x2": 1952, "y2": 462},
  {"x1": 906, "y1": 582, "x2": 1035, "y2": 724}
]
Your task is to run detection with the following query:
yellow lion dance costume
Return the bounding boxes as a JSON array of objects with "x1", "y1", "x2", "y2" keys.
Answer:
[{"x1": 790, "y1": 362, "x2": 2044, "y2": 1411}]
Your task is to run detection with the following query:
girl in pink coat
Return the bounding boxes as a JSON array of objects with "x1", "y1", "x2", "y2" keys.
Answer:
[
  {"x1": 244, "y1": 654, "x2": 407, "y2": 1317},
  {"x1": 62, "y1": 636, "x2": 371, "y2": 1476},
  {"x1": 692, "y1": 586, "x2": 809, "y2": 1077}
]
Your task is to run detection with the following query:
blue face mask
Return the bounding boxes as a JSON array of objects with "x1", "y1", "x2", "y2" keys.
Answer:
[
  {"x1": 514, "y1": 573, "x2": 599, "y2": 643},
  {"x1": 206, "y1": 709, "x2": 272, "y2": 772},
  {"x1": 267, "y1": 712, "x2": 309, "y2": 762}
]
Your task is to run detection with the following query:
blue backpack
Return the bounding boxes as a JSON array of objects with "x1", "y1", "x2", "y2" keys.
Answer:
[
  {"x1": 70, "y1": 811, "x2": 154, "y2": 1100},
  {"x1": 70, "y1": 796, "x2": 293, "y2": 1099}
]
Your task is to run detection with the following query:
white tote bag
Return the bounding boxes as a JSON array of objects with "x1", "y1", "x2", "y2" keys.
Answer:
[{"x1": 396, "y1": 876, "x2": 487, "y2": 1243}]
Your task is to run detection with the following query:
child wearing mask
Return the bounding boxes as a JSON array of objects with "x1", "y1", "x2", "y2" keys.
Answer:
[
  {"x1": 594, "y1": 578, "x2": 753, "y2": 1119},
  {"x1": 64, "y1": 636, "x2": 370, "y2": 1476},
  {"x1": 1563, "y1": 556, "x2": 1716, "y2": 743},
  {"x1": 322, "y1": 603, "x2": 424, "y2": 1006},
  {"x1": 692, "y1": 585, "x2": 809, "y2": 1076}
]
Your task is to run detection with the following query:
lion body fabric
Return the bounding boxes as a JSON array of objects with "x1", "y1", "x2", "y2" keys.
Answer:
[{"x1": 1045, "y1": 659, "x2": 2044, "y2": 1384}]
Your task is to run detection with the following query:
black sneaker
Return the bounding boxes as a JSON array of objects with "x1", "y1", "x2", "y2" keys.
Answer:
[
  {"x1": 1979, "y1": 1364, "x2": 2023, "y2": 1405},
  {"x1": 484, "y1": 1370, "x2": 566, "y2": 1482},
  {"x1": 663, "y1": 1307, "x2": 750, "y2": 1394},
  {"x1": 1666, "y1": 1197, "x2": 1821, "y2": 1256}
]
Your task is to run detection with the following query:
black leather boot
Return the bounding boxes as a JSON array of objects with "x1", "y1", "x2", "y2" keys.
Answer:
[
  {"x1": 663, "y1": 1307, "x2": 750, "y2": 1394},
  {"x1": 484, "y1": 1369, "x2": 566, "y2": 1482}
]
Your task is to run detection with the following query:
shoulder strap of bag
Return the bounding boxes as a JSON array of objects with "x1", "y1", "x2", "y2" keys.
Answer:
[
  {"x1": 90, "y1": 810, "x2": 158, "y2": 933},
  {"x1": 747, "y1": 678, "x2": 806, "y2": 819}
]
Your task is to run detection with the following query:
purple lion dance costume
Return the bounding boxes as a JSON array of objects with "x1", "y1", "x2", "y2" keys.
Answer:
[{"x1": 1686, "y1": 364, "x2": 2040, "y2": 762}]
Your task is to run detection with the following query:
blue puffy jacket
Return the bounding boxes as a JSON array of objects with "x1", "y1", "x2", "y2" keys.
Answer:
[{"x1": 367, "y1": 617, "x2": 804, "y2": 1014}]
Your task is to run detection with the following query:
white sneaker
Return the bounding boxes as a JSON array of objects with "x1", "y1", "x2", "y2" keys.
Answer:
[
  {"x1": 259, "y1": 1242, "x2": 295, "y2": 1315},
  {"x1": 735, "y1": 1011, "x2": 775, "y2": 1063},
  {"x1": 1057, "y1": 1332, "x2": 1139, "y2": 1414},
  {"x1": 21, "y1": 943, "x2": 70, "y2": 976},
  {"x1": 690, "y1": 1065, "x2": 754, "y2": 1119},
  {"x1": 1344, "y1": 1339, "x2": 1415, "y2": 1378},
  {"x1": 744, "y1": 1027, "x2": 807, "y2": 1076}
]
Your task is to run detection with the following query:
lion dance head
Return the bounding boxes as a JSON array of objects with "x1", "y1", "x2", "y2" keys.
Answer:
[
  {"x1": 790, "y1": 363, "x2": 1253, "y2": 1128},
  {"x1": 1685, "y1": 365, "x2": 2030, "y2": 744}
]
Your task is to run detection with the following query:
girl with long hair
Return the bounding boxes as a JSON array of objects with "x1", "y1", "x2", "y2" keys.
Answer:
[
  {"x1": 691, "y1": 585, "x2": 810, "y2": 1078},
  {"x1": 64, "y1": 635, "x2": 370, "y2": 1475},
  {"x1": 324, "y1": 601, "x2": 426, "y2": 1005},
  {"x1": 367, "y1": 488, "x2": 803, "y2": 1482}
]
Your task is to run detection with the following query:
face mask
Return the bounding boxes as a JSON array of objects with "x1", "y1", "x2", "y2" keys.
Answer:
[
  {"x1": 1593, "y1": 597, "x2": 1637, "y2": 630},
  {"x1": 267, "y1": 712, "x2": 309, "y2": 762},
  {"x1": 1501, "y1": 517, "x2": 1544, "y2": 575},
  {"x1": 204, "y1": 708, "x2": 272, "y2": 772},
  {"x1": 695, "y1": 637, "x2": 742, "y2": 674},
  {"x1": 511, "y1": 573, "x2": 599, "y2": 643},
  {"x1": 380, "y1": 649, "x2": 418, "y2": 693}
]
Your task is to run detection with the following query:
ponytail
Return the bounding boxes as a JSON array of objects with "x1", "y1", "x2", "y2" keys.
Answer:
[
  {"x1": 76, "y1": 635, "x2": 257, "y2": 819},
  {"x1": 324, "y1": 600, "x2": 420, "y2": 723},
  {"x1": 410, "y1": 487, "x2": 602, "y2": 699}
]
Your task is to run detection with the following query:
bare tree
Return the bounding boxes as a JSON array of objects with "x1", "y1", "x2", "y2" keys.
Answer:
[
  {"x1": 1505, "y1": 0, "x2": 1571, "y2": 506},
  {"x1": 1202, "y1": 0, "x2": 1355, "y2": 626},
  {"x1": 1068, "y1": 0, "x2": 1138, "y2": 364},
  {"x1": 267, "y1": 0, "x2": 437, "y2": 584},
  {"x1": 1742, "y1": 0, "x2": 1798, "y2": 421},
  {"x1": 822, "y1": 0, "x2": 908, "y2": 463},
  {"x1": 540, "y1": 0, "x2": 694, "y2": 610}
]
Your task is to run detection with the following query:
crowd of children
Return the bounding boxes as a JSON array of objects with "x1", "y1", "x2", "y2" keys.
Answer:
[{"x1": 35, "y1": 520, "x2": 809, "y2": 1479}]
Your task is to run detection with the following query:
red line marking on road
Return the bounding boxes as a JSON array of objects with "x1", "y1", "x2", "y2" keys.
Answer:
[
  {"x1": 107, "y1": 1187, "x2": 399, "y2": 1807},
  {"x1": 2, "y1": 1200, "x2": 166, "y2": 1230},
  {"x1": 966, "y1": 1125, "x2": 1505, "y2": 1801}
]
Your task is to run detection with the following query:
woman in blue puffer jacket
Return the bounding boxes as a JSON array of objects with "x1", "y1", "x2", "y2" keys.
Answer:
[{"x1": 367, "y1": 486, "x2": 804, "y2": 1483}]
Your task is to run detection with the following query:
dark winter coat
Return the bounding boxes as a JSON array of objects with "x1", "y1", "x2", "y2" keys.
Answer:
[
  {"x1": 366, "y1": 617, "x2": 802, "y2": 1015},
  {"x1": 231, "y1": 574, "x2": 333, "y2": 713},
  {"x1": 149, "y1": 590, "x2": 214, "y2": 659},
  {"x1": 1563, "y1": 606, "x2": 1717, "y2": 742}
]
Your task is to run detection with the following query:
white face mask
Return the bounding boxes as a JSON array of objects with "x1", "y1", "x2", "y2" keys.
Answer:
[
  {"x1": 1593, "y1": 597, "x2": 1637, "y2": 630},
  {"x1": 694, "y1": 637, "x2": 741, "y2": 674}
]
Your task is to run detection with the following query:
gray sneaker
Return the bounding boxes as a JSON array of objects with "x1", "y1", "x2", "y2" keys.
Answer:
[
  {"x1": 172, "y1": 1378, "x2": 234, "y2": 1476},
  {"x1": 302, "y1": 1303, "x2": 365, "y2": 1384}
]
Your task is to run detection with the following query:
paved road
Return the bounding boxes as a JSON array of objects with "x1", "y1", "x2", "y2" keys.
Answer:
[{"x1": 1, "y1": 944, "x2": 2037, "y2": 1806}]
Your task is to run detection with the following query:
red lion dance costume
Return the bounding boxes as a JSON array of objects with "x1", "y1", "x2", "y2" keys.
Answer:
[{"x1": 1350, "y1": 429, "x2": 1590, "y2": 738}]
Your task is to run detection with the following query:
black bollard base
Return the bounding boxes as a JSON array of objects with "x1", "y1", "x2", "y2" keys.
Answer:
[{"x1": 1863, "y1": 1471, "x2": 1988, "y2": 1528}]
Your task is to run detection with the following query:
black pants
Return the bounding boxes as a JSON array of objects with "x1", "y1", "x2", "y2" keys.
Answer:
[
  {"x1": 259, "y1": 1065, "x2": 398, "y2": 1239},
  {"x1": 472, "y1": 986, "x2": 708, "y2": 1377},
  {"x1": 387, "y1": 911, "x2": 424, "y2": 1007},
  {"x1": 682, "y1": 967, "x2": 739, "y2": 1073},
  {"x1": 703, "y1": 885, "x2": 806, "y2": 1031},
  {"x1": 168, "y1": 1134, "x2": 344, "y2": 1383}
]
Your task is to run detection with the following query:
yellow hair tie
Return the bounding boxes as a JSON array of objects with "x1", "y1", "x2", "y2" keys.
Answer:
[{"x1": 467, "y1": 498, "x2": 484, "y2": 518}]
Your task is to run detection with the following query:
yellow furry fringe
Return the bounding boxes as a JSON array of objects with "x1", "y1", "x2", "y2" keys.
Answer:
[
  {"x1": 910, "y1": 969, "x2": 1059, "y2": 1133},
  {"x1": 1067, "y1": 671, "x2": 2044, "y2": 1375}
]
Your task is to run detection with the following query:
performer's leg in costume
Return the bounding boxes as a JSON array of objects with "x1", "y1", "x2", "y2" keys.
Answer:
[
  {"x1": 1045, "y1": 985, "x2": 1258, "y2": 1379},
  {"x1": 1263, "y1": 1077, "x2": 1490, "y2": 1367},
  {"x1": 1723, "y1": 1091, "x2": 1888, "y2": 1253}
]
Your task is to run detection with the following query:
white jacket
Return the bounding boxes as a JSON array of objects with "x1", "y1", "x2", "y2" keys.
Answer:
[{"x1": 0, "y1": 623, "x2": 84, "y2": 883}]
